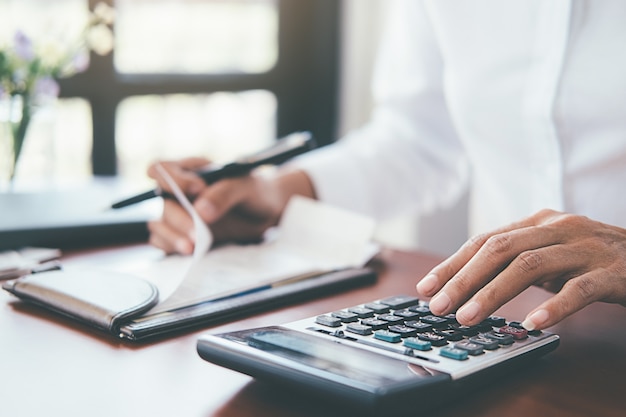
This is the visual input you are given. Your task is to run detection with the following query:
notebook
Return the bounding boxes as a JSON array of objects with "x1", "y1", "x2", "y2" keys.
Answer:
[{"x1": 0, "y1": 179, "x2": 161, "y2": 250}]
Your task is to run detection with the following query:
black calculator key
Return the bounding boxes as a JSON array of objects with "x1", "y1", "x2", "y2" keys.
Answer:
[
  {"x1": 450, "y1": 324, "x2": 479, "y2": 337},
  {"x1": 454, "y1": 340, "x2": 485, "y2": 356},
  {"x1": 393, "y1": 309, "x2": 422, "y2": 320},
  {"x1": 484, "y1": 331, "x2": 514, "y2": 345},
  {"x1": 379, "y1": 295, "x2": 419, "y2": 309},
  {"x1": 331, "y1": 311, "x2": 359, "y2": 323},
  {"x1": 469, "y1": 335, "x2": 500, "y2": 350},
  {"x1": 315, "y1": 315, "x2": 342, "y2": 328},
  {"x1": 364, "y1": 302, "x2": 390, "y2": 314},
  {"x1": 348, "y1": 307, "x2": 375, "y2": 318},
  {"x1": 346, "y1": 323, "x2": 373, "y2": 336},
  {"x1": 476, "y1": 320, "x2": 495, "y2": 332},
  {"x1": 408, "y1": 305, "x2": 431, "y2": 316},
  {"x1": 486, "y1": 316, "x2": 507, "y2": 327},
  {"x1": 377, "y1": 314, "x2": 405, "y2": 324},
  {"x1": 405, "y1": 321, "x2": 433, "y2": 333},
  {"x1": 421, "y1": 315, "x2": 449, "y2": 328},
  {"x1": 434, "y1": 328, "x2": 464, "y2": 341},
  {"x1": 417, "y1": 332, "x2": 448, "y2": 347},
  {"x1": 444, "y1": 313, "x2": 458, "y2": 324},
  {"x1": 387, "y1": 325, "x2": 418, "y2": 338},
  {"x1": 360, "y1": 318, "x2": 388, "y2": 330}
]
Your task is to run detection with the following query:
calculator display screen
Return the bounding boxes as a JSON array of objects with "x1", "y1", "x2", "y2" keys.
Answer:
[{"x1": 222, "y1": 326, "x2": 444, "y2": 390}]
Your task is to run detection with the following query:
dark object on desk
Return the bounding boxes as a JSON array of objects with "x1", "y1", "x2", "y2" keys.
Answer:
[
  {"x1": 0, "y1": 181, "x2": 160, "y2": 250},
  {"x1": 3, "y1": 266, "x2": 376, "y2": 341},
  {"x1": 111, "y1": 131, "x2": 316, "y2": 209},
  {"x1": 197, "y1": 295, "x2": 559, "y2": 415}
]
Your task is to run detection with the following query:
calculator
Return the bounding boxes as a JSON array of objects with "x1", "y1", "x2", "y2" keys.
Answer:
[{"x1": 197, "y1": 295, "x2": 559, "y2": 413}]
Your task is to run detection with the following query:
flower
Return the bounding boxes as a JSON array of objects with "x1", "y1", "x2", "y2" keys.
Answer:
[{"x1": 0, "y1": 2, "x2": 114, "y2": 182}]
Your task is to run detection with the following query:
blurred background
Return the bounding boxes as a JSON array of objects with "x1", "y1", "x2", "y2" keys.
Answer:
[{"x1": 0, "y1": 0, "x2": 467, "y2": 256}]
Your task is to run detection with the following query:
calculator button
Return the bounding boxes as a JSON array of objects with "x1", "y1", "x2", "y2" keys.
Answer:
[
  {"x1": 486, "y1": 316, "x2": 507, "y2": 327},
  {"x1": 403, "y1": 337, "x2": 432, "y2": 351},
  {"x1": 347, "y1": 307, "x2": 375, "y2": 318},
  {"x1": 444, "y1": 313, "x2": 458, "y2": 324},
  {"x1": 393, "y1": 309, "x2": 422, "y2": 320},
  {"x1": 453, "y1": 340, "x2": 484, "y2": 356},
  {"x1": 364, "y1": 303, "x2": 390, "y2": 314},
  {"x1": 469, "y1": 335, "x2": 500, "y2": 350},
  {"x1": 379, "y1": 295, "x2": 419, "y2": 309},
  {"x1": 374, "y1": 330, "x2": 402, "y2": 343},
  {"x1": 434, "y1": 328, "x2": 464, "y2": 341},
  {"x1": 346, "y1": 323, "x2": 373, "y2": 336},
  {"x1": 449, "y1": 324, "x2": 479, "y2": 337},
  {"x1": 377, "y1": 314, "x2": 405, "y2": 324},
  {"x1": 408, "y1": 305, "x2": 431, "y2": 316},
  {"x1": 331, "y1": 311, "x2": 359, "y2": 323},
  {"x1": 497, "y1": 325, "x2": 528, "y2": 340},
  {"x1": 484, "y1": 331, "x2": 514, "y2": 345},
  {"x1": 405, "y1": 321, "x2": 433, "y2": 333},
  {"x1": 417, "y1": 332, "x2": 448, "y2": 346},
  {"x1": 315, "y1": 315, "x2": 342, "y2": 327},
  {"x1": 476, "y1": 320, "x2": 495, "y2": 332},
  {"x1": 421, "y1": 315, "x2": 449, "y2": 328},
  {"x1": 387, "y1": 325, "x2": 418, "y2": 338},
  {"x1": 509, "y1": 321, "x2": 542, "y2": 336},
  {"x1": 360, "y1": 318, "x2": 388, "y2": 330},
  {"x1": 440, "y1": 347, "x2": 469, "y2": 361}
]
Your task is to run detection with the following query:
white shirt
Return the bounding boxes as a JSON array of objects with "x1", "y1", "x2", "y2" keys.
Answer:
[{"x1": 295, "y1": 0, "x2": 626, "y2": 236}]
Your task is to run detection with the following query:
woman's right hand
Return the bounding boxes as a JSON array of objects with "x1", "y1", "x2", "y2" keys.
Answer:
[{"x1": 146, "y1": 158, "x2": 316, "y2": 254}]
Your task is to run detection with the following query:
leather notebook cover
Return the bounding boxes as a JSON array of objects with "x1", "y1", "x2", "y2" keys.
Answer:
[{"x1": 2, "y1": 268, "x2": 159, "y2": 333}]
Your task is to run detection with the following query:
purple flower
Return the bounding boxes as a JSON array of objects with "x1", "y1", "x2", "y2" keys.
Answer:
[
  {"x1": 13, "y1": 30, "x2": 35, "y2": 61},
  {"x1": 34, "y1": 76, "x2": 60, "y2": 99}
]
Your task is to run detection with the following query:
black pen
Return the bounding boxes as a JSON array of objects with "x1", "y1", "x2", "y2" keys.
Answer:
[{"x1": 110, "y1": 131, "x2": 316, "y2": 209}]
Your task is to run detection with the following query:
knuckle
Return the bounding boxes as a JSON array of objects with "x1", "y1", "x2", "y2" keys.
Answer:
[
  {"x1": 463, "y1": 233, "x2": 489, "y2": 252},
  {"x1": 514, "y1": 250, "x2": 543, "y2": 274},
  {"x1": 565, "y1": 275, "x2": 598, "y2": 303},
  {"x1": 450, "y1": 272, "x2": 475, "y2": 293},
  {"x1": 483, "y1": 233, "x2": 513, "y2": 257}
]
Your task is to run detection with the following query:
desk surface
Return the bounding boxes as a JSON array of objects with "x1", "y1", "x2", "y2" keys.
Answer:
[{"x1": 1, "y1": 244, "x2": 625, "y2": 417}]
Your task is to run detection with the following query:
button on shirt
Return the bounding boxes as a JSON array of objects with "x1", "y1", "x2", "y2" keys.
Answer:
[{"x1": 294, "y1": 0, "x2": 626, "y2": 235}]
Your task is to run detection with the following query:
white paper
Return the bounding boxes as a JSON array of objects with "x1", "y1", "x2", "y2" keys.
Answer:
[{"x1": 145, "y1": 166, "x2": 377, "y2": 314}]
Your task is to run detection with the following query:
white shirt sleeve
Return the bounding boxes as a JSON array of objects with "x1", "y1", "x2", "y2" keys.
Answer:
[{"x1": 293, "y1": 0, "x2": 469, "y2": 221}]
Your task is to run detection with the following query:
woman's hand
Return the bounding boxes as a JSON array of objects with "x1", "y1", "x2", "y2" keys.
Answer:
[
  {"x1": 146, "y1": 158, "x2": 315, "y2": 255},
  {"x1": 416, "y1": 209, "x2": 626, "y2": 330}
]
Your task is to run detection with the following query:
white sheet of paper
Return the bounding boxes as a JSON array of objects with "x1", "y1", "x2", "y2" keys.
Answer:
[{"x1": 141, "y1": 166, "x2": 377, "y2": 314}]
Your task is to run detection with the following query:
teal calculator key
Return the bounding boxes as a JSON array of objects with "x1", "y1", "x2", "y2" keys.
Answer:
[
  {"x1": 440, "y1": 347, "x2": 469, "y2": 361},
  {"x1": 374, "y1": 330, "x2": 402, "y2": 343},
  {"x1": 403, "y1": 337, "x2": 432, "y2": 351}
]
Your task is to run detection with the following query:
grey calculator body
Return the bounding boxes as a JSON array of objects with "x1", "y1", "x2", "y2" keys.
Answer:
[{"x1": 197, "y1": 295, "x2": 559, "y2": 413}]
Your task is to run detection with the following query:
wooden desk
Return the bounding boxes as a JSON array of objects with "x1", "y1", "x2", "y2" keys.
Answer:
[{"x1": 1, "y1": 245, "x2": 625, "y2": 417}]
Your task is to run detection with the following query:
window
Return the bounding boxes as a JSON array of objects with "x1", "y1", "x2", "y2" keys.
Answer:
[{"x1": 3, "y1": 0, "x2": 340, "y2": 184}]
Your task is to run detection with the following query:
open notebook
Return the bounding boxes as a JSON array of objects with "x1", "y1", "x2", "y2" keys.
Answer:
[{"x1": 3, "y1": 170, "x2": 379, "y2": 341}]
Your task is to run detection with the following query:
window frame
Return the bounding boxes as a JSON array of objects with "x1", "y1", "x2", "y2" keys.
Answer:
[{"x1": 58, "y1": 0, "x2": 341, "y2": 176}]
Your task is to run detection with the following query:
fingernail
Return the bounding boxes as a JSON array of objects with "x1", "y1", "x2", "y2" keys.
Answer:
[
  {"x1": 417, "y1": 274, "x2": 438, "y2": 296},
  {"x1": 429, "y1": 291, "x2": 451, "y2": 314},
  {"x1": 176, "y1": 239, "x2": 192, "y2": 255},
  {"x1": 195, "y1": 199, "x2": 216, "y2": 220},
  {"x1": 522, "y1": 309, "x2": 549, "y2": 331},
  {"x1": 457, "y1": 301, "x2": 481, "y2": 324}
]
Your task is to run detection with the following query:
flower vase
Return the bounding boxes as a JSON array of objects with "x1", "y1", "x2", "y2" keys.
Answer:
[{"x1": 0, "y1": 94, "x2": 32, "y2": 191}]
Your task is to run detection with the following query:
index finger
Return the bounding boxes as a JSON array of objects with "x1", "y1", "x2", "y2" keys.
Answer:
[{"x1": 148, "y1": 158, "x2": 210, "y2": 195}]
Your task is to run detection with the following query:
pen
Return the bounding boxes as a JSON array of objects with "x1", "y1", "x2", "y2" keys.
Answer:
[{"x1": 110, "y1": 131, "x2": 316, "y2": 209}]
